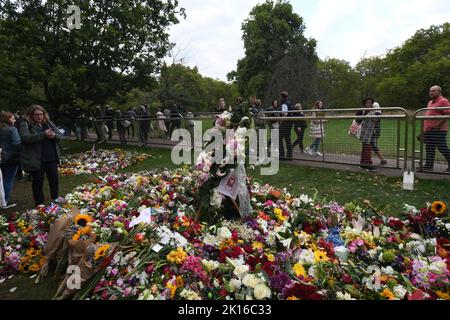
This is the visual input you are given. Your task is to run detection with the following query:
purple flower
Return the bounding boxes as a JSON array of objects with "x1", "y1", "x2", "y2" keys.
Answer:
[{"x1": 270, "y1": 272, "x2": 292, "y2": 292}]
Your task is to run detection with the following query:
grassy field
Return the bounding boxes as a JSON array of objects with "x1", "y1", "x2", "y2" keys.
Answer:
[{"x1": 1, "y1": 139, "x2": 450, "y2": 299}]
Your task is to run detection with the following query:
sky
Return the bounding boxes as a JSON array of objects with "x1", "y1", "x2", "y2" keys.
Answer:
[{"x1": 167, "y1": 0, "x2": 450, "y2": 82}]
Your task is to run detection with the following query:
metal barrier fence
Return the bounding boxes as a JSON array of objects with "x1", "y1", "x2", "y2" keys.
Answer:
[
  {"x1": 67, "y1": 107, "x2": 450, "y2": 176},
  {"x1": 412, "y1": 107, "x2": 450, "y2": 174},
  {"x1": 258, "y1": 108, "x2": 409, "y2": 171}
]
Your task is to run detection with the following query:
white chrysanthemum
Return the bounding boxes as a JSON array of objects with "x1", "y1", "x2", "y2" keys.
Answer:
[
  {"x1": 393, "y1": 285, "x2": 407, "y2": 299},
  {"x1": 253, "y1": 284, "x2": 271, "y2": 300},
  {"x1": 242, "y1": 274, "x2": 263, "y2": 289},
  {"x1": 336, "y1": 291, "x2": 355, "y2": 300}
]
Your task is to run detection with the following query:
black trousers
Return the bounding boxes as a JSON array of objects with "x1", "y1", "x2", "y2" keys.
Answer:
[
  {"x1": 30, "y1": 161, "x2": 59, "y2": 206},
  {"x1": 292, "y1": 127, "x2": 306, "y2": 152},
  {"x1": 424, "y1": 130, "x2": 450, "y2": 168},
  {"x1": 279, "y1": 122, "x2": 293, "y2": 158}
]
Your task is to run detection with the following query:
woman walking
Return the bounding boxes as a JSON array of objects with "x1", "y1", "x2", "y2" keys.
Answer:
[
  {"x1": 0, "y1": 112, "x2": 21, "y2": 208},
  {"x1": 19, "y1": 105, "x2": 64, "y2": 206},
  {"x1": 356, "y1": 98, "x2": 377, "y2": 172},
  {"x1": 306, "y1": 101, "x2": 325, "y2": 157},
  {"x1": 371, "y1": 102, "x2": 387, "y2": 165},
  {"x1": 292, "y1": 103, "x2": 307, "y2": 153}
]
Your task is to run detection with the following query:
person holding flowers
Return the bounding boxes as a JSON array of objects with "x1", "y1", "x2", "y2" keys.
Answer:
[{"x1": 19, "y1": 105, "x2": 65, "y2": 206}]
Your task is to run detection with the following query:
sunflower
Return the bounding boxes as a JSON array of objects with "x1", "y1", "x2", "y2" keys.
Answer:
[
  {"x1": 94, "y1": 244, "x2": 111, "y2": 260},
  {"x1": 314, "y1": 249, "x2": 330, "y2": 263},
  {"x1": 431, "y1": 201, "x2": 447, "y2": 216},
  {"x1": 74, "y1": 213, "x2": 94, "y2": 227},
  {"x1": 72, "y1": 226, "x2": 92, "y2": 241}
]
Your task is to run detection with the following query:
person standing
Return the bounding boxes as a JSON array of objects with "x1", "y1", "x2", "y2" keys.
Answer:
[
  {"x1": 93, "y1": 105, "x2": 106, "y2": 144},
  {"x1": 138, "y1": 105, "x2": 150, "y2": 146},
  {"x1": 217, "y1": 98, "x2": 226, "y2": 113},
  {"x1": 105, "y1": 106, "x2": 115, "y2": 140},
  {"x1": 19, "y1": 105, "x2": 64, "y2": 206},
  {"x1": 423, "y1": 85, "x2": 450, "y2": 172},
  {"x1": 292, "y1": 103, "x2": 307, "y2": 153},
  {"x1": 279, "y1": 91, "x2": 293, "y2": 160},
  {"x1": 155, "y1": 108, "x2": 168, "y2": 138},
  {"x1": 356, "y1": 98, "x2": 377, "y2": 172},
  {"x1": 163, "y1": 106, "x2": 172, "y2": 139},
  {"x1": 0, "y1": 112, "x2": 21, "y2": 208},
  {"x1": 185, "y1": 108, "x2": 195, "y2": 148},
  {"x1": 371, "y1": 102, "x2": 387, "y2": 165},
  {"x1": 115, "y1": 110, "x2": 127, "y2": 146},
  {"x1": 126, "y1": 107, "x2": 137, "y2": 139},
  {"x1": 306, "y1": 101, "x2": 326, "y2": 157},
  {"x1": 0, "y1": 149, "x2": 7, "y2": 209},
  {"x1": 14, "y1": 111, "x2": 26, "y2": 181},
  {"x1": 170, "y1": 104, "x2": 182, "y2": 137}
]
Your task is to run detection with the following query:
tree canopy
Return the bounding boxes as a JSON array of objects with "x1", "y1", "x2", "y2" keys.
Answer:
[
  {"x1": 228, "y1": 0, "x2": 317, "y2": 103},
  {"x1": 0, "y1": 0, "x2": 184, "y2": 113}
]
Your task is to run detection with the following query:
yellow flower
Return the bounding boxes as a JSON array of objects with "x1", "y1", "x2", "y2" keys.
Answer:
[
  {"x1": 74, "y1": 213, "x2": 94, "y2": 227},
  {"x1": 252, "y1": 241, "x2": 264, "y2": 251},
  {"x1": 293, "y1": 263, "x2": 306, "y2": 278},
  {"x1": 266, "y1": 253, "x2": 275, "y2": 262},
  {"x1": 274, "y1": 208, "x2": 286, "y2": 222},
  {"x1": 166, "y1": 276, "x2": 184, "y2": 299},
  {"x1": 72, "y1": 226, "x2": 92, "y2": 241},
  {"x1": 94, "y1": 244, "x2": 111, "y2": 260},
  {"x1": 436, "y1": 291, "x2": 450, "y2": 300},
  {"x1": 431, "y1": 201, "x2": 447, "y2": 216},
  {"x1": 287, "y1": 296, "x2": 300, "y2": 300},
  {"x1": 314, "y1": 249, "x2": 330, "y2": 263},
  {"x1": 380, "y1": 288, "x2": 396, "y2": 300},
  {"x1": 167, "y1": 247, "x2": 188, "y2": 265}
]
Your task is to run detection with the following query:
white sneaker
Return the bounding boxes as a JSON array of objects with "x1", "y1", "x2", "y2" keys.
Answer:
[
  {"x1": 2, "y1": 203, "x2": 16, "y2": 209},
  {"x1": 316, "y1": 151, "x2": 323, "y2": 157}
]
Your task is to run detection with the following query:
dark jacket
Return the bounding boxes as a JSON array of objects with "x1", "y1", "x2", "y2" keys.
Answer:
[
  {"x1": 0, "y1": 125, "x2": 21, "y2": 165},
  {"x1": 18, "y1": 120, "x2": 64, "y2": 171}
]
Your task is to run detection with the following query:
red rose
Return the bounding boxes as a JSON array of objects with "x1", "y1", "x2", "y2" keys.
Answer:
[
  {"x1": 8, "y1": 223, "x2": 16, "y2": 233},
  {"x1": 372, "y1": 219, "x2": 383, "y2": 226},
  {"x1": 342, "y1": 274, "x2": 353, "y2": 284},
  {"x1": 388, "y1": 218, "x2": 404, "y2": 230}
]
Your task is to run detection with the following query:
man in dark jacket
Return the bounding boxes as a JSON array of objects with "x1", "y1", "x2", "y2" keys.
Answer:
[
  {"x1": 105, "y1": 106, "x2": 115, "y2": 140},
  {"x1": 279, "y1": 91, "x2": 293, "y2": 160}
]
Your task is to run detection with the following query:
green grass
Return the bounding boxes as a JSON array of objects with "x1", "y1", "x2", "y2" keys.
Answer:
[{"x1": 1, "y1": 139, "x2": 450, "y2": 299}]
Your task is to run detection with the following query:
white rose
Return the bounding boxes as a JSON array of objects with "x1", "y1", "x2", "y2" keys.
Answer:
[
  {"x1": 253, "y1": 284, "x2": 271, "y2": 300},
  {"x1": 242, "y1": 274, "x2": 262, "y2": 289},
  {"x1": 233, "y1": 265, "x2": 250, "y2": 279},
  {"x1": 393, "y1": 285, "x2": 407, "y2": 299}
]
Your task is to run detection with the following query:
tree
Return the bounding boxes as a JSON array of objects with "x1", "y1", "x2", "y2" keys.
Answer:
[
  {"x1": 355, "y1": 23, "x2": 450, "y2": 108},
  {"x1": 317, "y1": 58, "x2": 360, "y2": 108},
  {"x1": 228, "y1": 0, "x2": 317, "y2": 102},
  {"x1": 137, "y1": 63, "x2": 238, "y2": 113},
  {"x1": 0, "y1": 0, "x2": 184, "y2": 115}
]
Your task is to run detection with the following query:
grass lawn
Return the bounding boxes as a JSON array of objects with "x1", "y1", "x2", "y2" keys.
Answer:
[{"x1": 1, "y1": 139, "x2": 449, "y2": 299}]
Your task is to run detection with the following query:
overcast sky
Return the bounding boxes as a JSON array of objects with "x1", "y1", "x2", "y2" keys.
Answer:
[{"x1": 167, "y1": 0, "x2": 450, "y2": 81}]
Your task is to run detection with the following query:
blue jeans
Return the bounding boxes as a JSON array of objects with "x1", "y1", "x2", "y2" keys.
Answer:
[
  {"x1": 1, "y1": 163, "x2": 19, "y2": 203},
  {"x1": 310, "y1": 138, "x2": 322, "y2": 152}
]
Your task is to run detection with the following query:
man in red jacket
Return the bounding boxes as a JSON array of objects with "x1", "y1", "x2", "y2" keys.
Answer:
[{"x1": 423, "y1": 85, "x2": 450, "y2": 172}]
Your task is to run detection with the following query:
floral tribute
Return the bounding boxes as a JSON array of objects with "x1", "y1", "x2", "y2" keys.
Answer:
[
  {"x1": 1, "y1": 169, "x2": 449, "y2": 300},
  {"x1": 59, "y1": 148, "x2": 151, "y2": 176}
]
